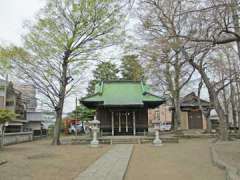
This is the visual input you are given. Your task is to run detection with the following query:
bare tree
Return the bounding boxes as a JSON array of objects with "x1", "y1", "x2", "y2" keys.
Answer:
[
  {"x1": 181, "y1": 44, "x2": 238, "y2": 140},
  {"x1": 2, "y1": 0, "x2": 127, "y2": 145},
  {"x1": 197, "y1": 79, "x2": 212, "y2": 133},
  {"x1": 138, "y1": 0, "x2": 240, "y2": 140},
  {"x1": 141, "y1": 40, "x2": 195, "y2": 130},
  {"x1": 138, "y1": 0, "x2": 195, "y2": 130}
]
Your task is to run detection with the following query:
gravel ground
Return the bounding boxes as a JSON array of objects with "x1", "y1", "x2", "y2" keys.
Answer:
[
  {"x1": 0, "y1": 138, "x2": 109, "y2": 180},
  {"x1": 214, "y1": 140, "x2": 240, "y2": 169},
  {"x1": 0, "y1": 138, "x2": 231, "y2": 180},
  {"x1": 125, "y1": 139, "x2": 225, "y2": 180}
]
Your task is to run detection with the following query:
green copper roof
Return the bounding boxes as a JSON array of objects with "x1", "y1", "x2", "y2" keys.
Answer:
[{"x1": 81, "y1": 81, "x2": 165, "y2": 108}]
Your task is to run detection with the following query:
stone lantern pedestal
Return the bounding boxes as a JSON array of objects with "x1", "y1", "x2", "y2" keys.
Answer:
[
  {"x1": 152, "y1": 120, "x2": 162, "y2": 146},
  {"x1": 89, "y1": 116, "x2": 100, "y2": 147}
]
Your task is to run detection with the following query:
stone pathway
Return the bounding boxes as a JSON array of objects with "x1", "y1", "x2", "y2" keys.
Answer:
[{"x1": 75, "y1": 144, "x2": 133, "y2": 180}]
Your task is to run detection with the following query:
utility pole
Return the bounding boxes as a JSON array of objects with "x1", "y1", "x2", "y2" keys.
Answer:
[{"x1": 75, "y1": 97, "x2": 78, "y2": 138}]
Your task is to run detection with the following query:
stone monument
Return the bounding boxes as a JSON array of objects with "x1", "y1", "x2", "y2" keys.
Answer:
[
  {"x1": 89, "y1": 116, "x2": 100, "y2": 147},
  {"x1": 152, "y1": 120, "x2": 162, "y2": 146}
]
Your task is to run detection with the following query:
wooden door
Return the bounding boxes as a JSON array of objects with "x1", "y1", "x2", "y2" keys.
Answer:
[
  {"x1": 188, "y1": 111, "x2": 203, "y2": 129},
  {"x1": 114, "y1": 112, "x2": 133, "y2": 135}
]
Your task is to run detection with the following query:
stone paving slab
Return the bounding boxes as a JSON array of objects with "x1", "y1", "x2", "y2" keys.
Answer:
[{"x1": 75, "y1": 144, "x2": 133, "y2": 180}]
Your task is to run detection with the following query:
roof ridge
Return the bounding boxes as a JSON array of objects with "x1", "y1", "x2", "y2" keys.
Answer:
[
  {"x1": 140, "y1": 81, "x2": 147, "y2": 94},
  {"x1": 102, "y1": 80, "x2": 141, "y2": 83}
]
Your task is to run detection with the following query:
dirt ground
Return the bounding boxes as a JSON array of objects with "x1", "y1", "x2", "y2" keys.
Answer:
[
  {"x1": 0, "y1": 138, "x2": 110, "y2": 180},
  {"x1": 214, "y1": 140, "x2": 240, "y2": 169},
  {"x1": 125, "y1": 139, "x2": 225, "y2": 180}
]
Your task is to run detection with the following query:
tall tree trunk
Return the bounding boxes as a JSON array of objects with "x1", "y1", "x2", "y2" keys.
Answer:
[
  {"x1": 189, "y1": 60, "x2": 229, "y2": 140},
  {"x1": 230, "y1": 84, "x2": 237, "y2": 128},
  {"x1": 222, "y1": 82, "x2": 229, "y2": 128},
  {"x1": 174, "y1": 90, "x2": 181, "y2": 130},
  {"x1": 197, "y1": 80, "x2": 211, "y2": 133},
  {"x1": 214, "y1": 95, "x2": 229, "y2": 140},
  {"x1": 173, "y1": 60, "x2": 181, "y2": 130},
  {"x1": 0, "y1": 125, "x2": 4, "y2": 149},
  {"x1": 52, "y1": 108, "x2": 63, "y2": 145},
  {"x1": 231, "y1": 1, "x2": 240, "y2": 136},
  {"x1": 227, "y1": 57, "x2": 237, "y2": 130},
  {"x1": 235, "y1": 77, "x2": 240, "y2": 136},
  {"x1": 165, "y1": 63, "x2": 181, "y2": 130},
  {"x1": 231, "y1": 0, "x2": 240, "y2": 60},
  {"x1": 238, "y1": 114, "x2": 240, "y2": 137},
  {"x1": 238, "y1": 110, "x2": 240, "y2": 137},
  {"x1": 52, "y1": 51, "x2": 69, "y2": 145}
]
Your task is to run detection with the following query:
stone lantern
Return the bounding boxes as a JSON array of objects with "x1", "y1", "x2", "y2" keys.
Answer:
[
  {"x1": 152, "y1": 120, "x2": 162, "y2": 146},
  {"x1": 89, "y1": 116, "x2": 100, "y2": 147}
]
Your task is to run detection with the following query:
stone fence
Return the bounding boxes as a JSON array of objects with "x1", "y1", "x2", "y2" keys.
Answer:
[{"x1": 0, "y1": 132, "x2": 33, "y2": 145}]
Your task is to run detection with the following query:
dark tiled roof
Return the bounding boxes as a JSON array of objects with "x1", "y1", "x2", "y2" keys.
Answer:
[{"x1": 180, "y1": 92, "x2": 210, "y2": 107}]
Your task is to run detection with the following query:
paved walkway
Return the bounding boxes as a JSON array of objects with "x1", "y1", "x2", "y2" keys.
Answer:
[{"x1": 75, "y1": 144, "x2": 133, "y2": 180}]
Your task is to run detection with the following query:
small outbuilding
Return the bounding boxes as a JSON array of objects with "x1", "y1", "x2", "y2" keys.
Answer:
[
  {"x1": 81, "y1": 81, "x2": 165, "y2": 135},
  {"x1": 171, "y1": 92, "x2": 211, "y2": 129}
]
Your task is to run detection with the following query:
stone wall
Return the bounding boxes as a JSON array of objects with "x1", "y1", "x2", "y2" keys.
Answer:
[
  {"x1": 148, "y1": 104, "x2": 172, "y2": 125},
  {"x1": 0, "y1": 132, "x2": 33, "y2": 145}
]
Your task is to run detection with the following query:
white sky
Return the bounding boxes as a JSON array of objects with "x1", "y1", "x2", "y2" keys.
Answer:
[
  {"x1": 0, "y1": 0, "x2": 46, "y2": 46},
  {"x1": 0, "y1": 0, "x2": 123, "y2": 113},
  {"x1": 0, "y1": 0, "x2": 208, "y2": 113},
  {"x1": 0, "y1": 0, "x2": 80, "y2": 113}
]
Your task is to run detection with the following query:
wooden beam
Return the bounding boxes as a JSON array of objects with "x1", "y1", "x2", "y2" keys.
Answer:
[
  {"x1": 133, "y1": 112, "x2": 136, "y2": 136},
  {"x1": 111, "y1": 112, "x2": 114, "y2": 136},
  {"x1": 125, "y1": 112, "x2": 128, "y2": 132},
  {"x1": 119, "y1": 112, "x2": 121, "y2": 132}
]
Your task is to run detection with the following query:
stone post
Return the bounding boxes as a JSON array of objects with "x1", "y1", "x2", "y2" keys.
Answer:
[
  {"x1": 152, "y1": 120, "x2": 162, "y2": 146},
  {"x1": 111, "y1": 112, "x2": 114, "y2": 136},
  {"x1": 89, "y1": 116, "x2": 100, "y2": 147},
  {"x1": 133, "y1": 112, "x2": 136, "y2": 136}
]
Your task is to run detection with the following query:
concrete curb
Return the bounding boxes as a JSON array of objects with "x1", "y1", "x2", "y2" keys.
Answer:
[
  {"x1": 0, "y1": 160, "x2": 8, "y2": 166},
  {"x1": 210, "y1": 142, "x2": 240, "y2": 180}
]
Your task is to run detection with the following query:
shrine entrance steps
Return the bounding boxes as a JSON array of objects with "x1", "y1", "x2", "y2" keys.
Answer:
[{"x1": 71, "y1": 135, "x2": 179, "y2": 145}]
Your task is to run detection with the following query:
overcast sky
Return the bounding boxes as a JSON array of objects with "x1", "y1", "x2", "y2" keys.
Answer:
[
  {"x1": 0, "y1": 0, "x2": 124, "y2": 113},
  {"x1": 0, "y1": 0, "x2": 46, "y2": 46},
  {"x1": 0, "y1": 0, "x2": 208, "y2": 114},
  {"x1": 0, "y1": 0, "x2": 81, "y2": 113}
]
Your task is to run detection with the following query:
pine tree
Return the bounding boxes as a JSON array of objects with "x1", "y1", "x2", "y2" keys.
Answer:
[
  {"x1": 121, "y1": 55, "x2": 144, "y2": 81},
  {"x1": 87, "y1": 62, "x2": 119, "y2": 95}
]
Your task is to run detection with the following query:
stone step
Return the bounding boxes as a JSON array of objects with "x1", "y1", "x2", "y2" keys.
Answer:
[
  {"x1": 111, "y1": 139, "x2": 139, "y2": 144},
  {"x1": 174, "y1": 134, "x2": 217, "y2": 139},
  {"x1": 71, "y1": 136, "x2": 179, "y2": 145},
  {"x1": 71, "y1": 138, "x2": 91, "y2": 145},
  {"x1": 140, "y1": 137, "x2": 179, "y2": 143}
]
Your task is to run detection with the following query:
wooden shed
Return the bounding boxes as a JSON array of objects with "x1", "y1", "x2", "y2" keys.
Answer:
[
  {"x1": 80, "y1": 81, "x2": 165, "y2": 135},
  {"x1": 171, "y1": 92, "x2": 211, "y2": 129}
]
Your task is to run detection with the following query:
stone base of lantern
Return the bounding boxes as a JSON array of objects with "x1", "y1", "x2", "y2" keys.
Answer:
[
  {"x1": 90, "y1": 140, "x2": 99, "y2": 147},
  {"x1": 153, "y1": 139, "x2": 162, "y2": 146}
]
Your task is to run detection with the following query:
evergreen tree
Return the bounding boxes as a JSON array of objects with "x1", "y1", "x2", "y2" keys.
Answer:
[
  {"x1": 70, "y1": 105, "x2": 95, "y2": 122},
  {"x1": 0, "y1": 109, "x2": 15, "y2": 148},
  {"x1": 87, "y1": 61, "x2": 119, "y2": 95},
  {"x1": 121, "y1": 55, "x2": 144, "y2": 81}
]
